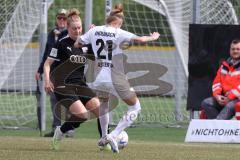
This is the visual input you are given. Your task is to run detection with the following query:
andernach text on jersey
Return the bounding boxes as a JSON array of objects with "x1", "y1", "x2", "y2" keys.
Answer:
[{"x1": 95, "y1": 31, "x2": 115, "y2": 37}]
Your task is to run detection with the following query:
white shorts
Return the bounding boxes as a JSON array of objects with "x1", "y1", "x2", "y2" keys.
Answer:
[
  {"x1": 88, "y1": 81, "x2": 116, "y2": 98},
  {"x1": 88, "y1": 80, "x2": 136, "y2": 100}
]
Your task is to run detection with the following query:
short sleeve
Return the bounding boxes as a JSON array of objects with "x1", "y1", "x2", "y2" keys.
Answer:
[
  {"x1": 120, "y1": 29, "x2": 137, "y2": 41},
  {"x1": 48, "y1": 41, "x2": 60, "y2": 61},
  {"x1": 80, "y1": 28, "x2": 93, "y2": 44}
]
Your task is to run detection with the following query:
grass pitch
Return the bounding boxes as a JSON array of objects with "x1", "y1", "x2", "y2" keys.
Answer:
[
  {"x1": 1, "y1": 137, "x2": 240, "y2": 160},
  {"x1": 0, "y1": 121, "x2": 240, "y2": 160}
]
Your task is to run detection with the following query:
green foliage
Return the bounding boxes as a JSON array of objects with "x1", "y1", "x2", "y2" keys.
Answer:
[
  {"x1": 92, "y1": 0, "x2": 105, "y2": 25},
  {"x1": 47, "y1": 0, "x2": 85, "y2": 31},
  {"x1": 48, "y1": 0, "x2": 106, "y2": 31},
  {"x1": 231, "y1": 0, "x2": 240, "y2": 21},
  {"x1": 46, "y1": 0, "x2": 172, "y2": 45}
]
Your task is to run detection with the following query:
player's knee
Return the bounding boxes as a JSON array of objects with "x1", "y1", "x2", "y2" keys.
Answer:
[
  {"x1": 87, "y1": 97, "x2": 100, "y2": 108},
  {"x1": 201, "y1": 99, "x2": 208, "y2": 109},
  {"x1": 201, "y1": 97, "x2": 213, "y2": 110},
  {"x1": 71, "y1": 112, "x2": 89, "y2": 121}
]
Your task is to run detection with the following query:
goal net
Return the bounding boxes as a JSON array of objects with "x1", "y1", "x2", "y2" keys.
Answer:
[
  {"x1": 109, "y1": 0, "x2": 240, "y2": 127},
  {"x1": 0, "y1": 0, "x2": 43, "y2": 128},
  {"x1": 0, "y1": 0, "x2": 84, "y2": 129}
]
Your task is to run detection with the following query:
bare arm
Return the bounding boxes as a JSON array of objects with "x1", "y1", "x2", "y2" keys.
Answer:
[
  {"x1": 43, "y1": 58, "x2": 55, "y2": 93},
  {"x1": 132, "y1": 32, "x2": 160, "y2": 42},
  {"x1": 74, "y1": 38, "x2": 82, "y2": 48}
]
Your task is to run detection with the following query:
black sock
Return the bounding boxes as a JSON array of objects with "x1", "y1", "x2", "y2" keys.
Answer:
[
  {"x1": 60, "y1": 116, "x2": 87, "y2": 133},
  {"x1": 97, "y1": 118, "x2": 102, "y2": 137},
  {"x1": 60, "y1": 121, "x2": 75, "y2": 133}
]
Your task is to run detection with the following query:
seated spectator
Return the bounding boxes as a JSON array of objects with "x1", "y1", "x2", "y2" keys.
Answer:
[{"x1": 201, "y1": 39, "x2": 240, "y2": 120}]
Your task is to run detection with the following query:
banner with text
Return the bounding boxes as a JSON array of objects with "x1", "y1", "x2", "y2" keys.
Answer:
[{"x1": 185, "y1": 119, "x2": 240, "y2": 143}]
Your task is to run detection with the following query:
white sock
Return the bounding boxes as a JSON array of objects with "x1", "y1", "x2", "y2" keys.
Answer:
[
  {"x1": 110, "y1": 100, "x2": 141, "y2": 138},
  {"x1": 99, "y1": 101, "x2": 109, "y2": 137}
]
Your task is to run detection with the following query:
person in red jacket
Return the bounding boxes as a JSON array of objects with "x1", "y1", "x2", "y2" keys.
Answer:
[{"x1": 201, "y1": 39, "x2": 240, "y2": 119}]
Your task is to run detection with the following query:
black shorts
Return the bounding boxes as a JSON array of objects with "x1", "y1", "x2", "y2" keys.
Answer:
[{"x1": 54, "y1": 84, "x2": 96, "y2": 109}]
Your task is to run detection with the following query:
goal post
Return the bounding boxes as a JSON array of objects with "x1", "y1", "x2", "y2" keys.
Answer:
[{"x1": 38, "y1": 0, "x2": 49, "y2": 133}]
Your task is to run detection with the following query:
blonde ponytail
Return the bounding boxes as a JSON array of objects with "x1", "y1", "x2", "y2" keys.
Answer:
[
  {"x1": 67, "y1": 8, "x2": 81, "y2": 26},
  {"x1": 106, "y1": 3, "x2": 124, "y2": 24}
]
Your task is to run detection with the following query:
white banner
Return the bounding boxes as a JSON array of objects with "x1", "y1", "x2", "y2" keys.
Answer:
[{"x1": 185, "y1": 119, "x2": 240, "y2": 143}]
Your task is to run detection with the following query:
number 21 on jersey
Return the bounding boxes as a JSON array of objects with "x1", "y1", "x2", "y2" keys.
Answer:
[{"x1": 96, "y1": 39, "x2": 113, "y2": 60}]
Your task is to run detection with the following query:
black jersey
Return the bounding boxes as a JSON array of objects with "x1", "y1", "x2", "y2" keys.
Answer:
[
  {"x1": 37, "y1": 29, "x2": 68, "y2": 74},
  {"x1": 48, "y1": 35, "x2": 93, "y2": 86}
]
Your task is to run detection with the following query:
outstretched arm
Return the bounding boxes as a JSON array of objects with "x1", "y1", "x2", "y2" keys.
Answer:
[{"x1": 132, "y1": 32, "x2": 160, "y2": 42}]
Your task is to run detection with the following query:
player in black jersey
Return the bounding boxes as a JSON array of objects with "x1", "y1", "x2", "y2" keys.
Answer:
[{"x1": 44, "y1": 8, "x2": 100, "y2": 150}]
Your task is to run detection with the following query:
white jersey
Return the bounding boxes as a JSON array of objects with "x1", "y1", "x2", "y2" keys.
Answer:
[{"x1": 80, "y1": 25, "x2": 136, "y2": 84}]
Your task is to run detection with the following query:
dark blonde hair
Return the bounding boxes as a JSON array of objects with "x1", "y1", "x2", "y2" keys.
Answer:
[
  {"x1": 106, "y1": 4, "x2": 124, "y2": 24},
  {"x1": 67, "y1": 8, "x2": 81, "y2": 26}
]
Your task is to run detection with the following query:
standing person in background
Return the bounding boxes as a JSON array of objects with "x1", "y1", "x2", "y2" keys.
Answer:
[
  {"x1": 35, "y1": 9, "x2": 74, "y2": 137},
  {"x1": 75, "y1": 3, "x2": 160, "y2": 153},
  {"x1": 44, "y1": 8, "x2": 100, "y2": 150},
  {"x1": 201, "y1": 39, "x2": 240, "y2": 120}
]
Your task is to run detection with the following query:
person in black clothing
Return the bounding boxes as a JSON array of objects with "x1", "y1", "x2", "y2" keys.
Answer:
[
  {"x1": 44, "y1": 8, "x2": 100, "y2": 150},
  {"x1": 35, "y1": 9, "x2": 75, "y2": 137}
]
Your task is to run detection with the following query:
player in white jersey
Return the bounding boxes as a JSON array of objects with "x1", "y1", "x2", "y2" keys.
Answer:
[{"x1": 75, "y1": 3, "x2": 160, "y2": 153}]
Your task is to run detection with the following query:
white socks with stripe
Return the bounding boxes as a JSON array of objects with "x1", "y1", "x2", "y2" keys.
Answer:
[{"x1": 110, "y1": 100, "x2": 141, "y2": 138}]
